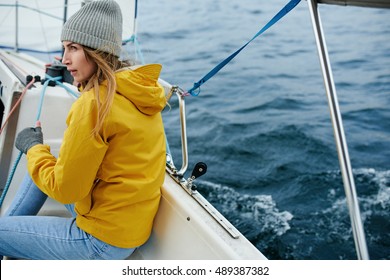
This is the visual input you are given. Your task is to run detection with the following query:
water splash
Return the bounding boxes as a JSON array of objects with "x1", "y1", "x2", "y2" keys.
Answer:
[
  {"x1": 355, "y1": 168, "x2": 390, "y2": 211},
  {"x1": 198, "y1": 168, "x2": 389, "y2": 259},
  {"x1": 320, "y1": 168, "x2": 390, "y2": 259},
  {"x1": 197, "y1": 180, "x2": 293, "y2": 237}
]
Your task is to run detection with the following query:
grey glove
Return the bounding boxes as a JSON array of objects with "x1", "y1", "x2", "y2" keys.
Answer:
[{"x1": 15, "y1": 126, "x2": 43, "y2": 154}]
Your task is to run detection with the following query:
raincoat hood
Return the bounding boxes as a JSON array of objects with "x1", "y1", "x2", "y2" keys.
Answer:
[{"x1": 114, "y1": 64, "x2": 166, "y2": 115}]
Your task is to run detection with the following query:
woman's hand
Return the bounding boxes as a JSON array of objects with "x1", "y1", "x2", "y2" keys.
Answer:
[{"x1": 15, "y1": 121, "x2": 43, "y2": 154}]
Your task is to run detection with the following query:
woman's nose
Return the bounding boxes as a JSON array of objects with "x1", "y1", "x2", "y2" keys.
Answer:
[{"x1": 62, "y1": 51, "x2": 69, "y2": 65}]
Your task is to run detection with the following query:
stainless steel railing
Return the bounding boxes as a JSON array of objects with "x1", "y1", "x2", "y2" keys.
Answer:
[
  {"x1": 307, "y1": 0, "x2": 370, "y2": 260},
  {"x1": 165, "y1": 86, "x2": 189, "y2": 177}
]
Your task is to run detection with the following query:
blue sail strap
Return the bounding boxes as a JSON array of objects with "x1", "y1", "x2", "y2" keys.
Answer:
[{"x1": 187, "y1": 0, "x2": 301, "y2": 96}]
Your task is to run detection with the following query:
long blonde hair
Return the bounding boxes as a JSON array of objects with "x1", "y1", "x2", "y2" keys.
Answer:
[{"x1": 80, "y1": 47, "x2": 132, "y2": 136}]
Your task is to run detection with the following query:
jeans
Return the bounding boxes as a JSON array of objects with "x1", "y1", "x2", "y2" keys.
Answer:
[{"x1": 0, "y1": 173, "x2": 135, "y2": 260}]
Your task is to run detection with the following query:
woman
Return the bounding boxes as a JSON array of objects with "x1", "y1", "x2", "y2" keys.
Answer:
[{"x1": 0, "y1": 0, "x2": 166, "y2": 259}]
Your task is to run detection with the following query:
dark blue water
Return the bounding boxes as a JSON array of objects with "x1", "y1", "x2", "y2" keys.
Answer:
[{"x1": 135, "y1": 0, "x2": 390, "y2": 260}]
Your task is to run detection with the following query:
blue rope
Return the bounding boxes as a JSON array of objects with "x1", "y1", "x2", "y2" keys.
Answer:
[
  {"x1": 1, "y1": 36, "x2": 145, "y2": 56},
  {"x1": 187, "y1": 0, "x2": 301, "y2": 96},
  {"x1": 0, "y1": 76, "x2": 77, "y2": 208},
  {"x1": 36, "y1": 77, "x2": 61, "y2": 121},
  {"x1": 55, "y1": 82, "x2": 79, "y2": 99},
  {"x1": 133, "y1": 35, "x2": 145, "y2": 65},
  {"x1": 123, "y1": 35, "x2": 145, "y2": 65},
  {"x1": 0, "y1": 45, "x2": 62, "y2": 55},
  {"x1": 0, "y1": 151, "x2": 22, "y2": 207},
  {"x1": 44, "y1": 74, "x2": 80, "y2": 99}
]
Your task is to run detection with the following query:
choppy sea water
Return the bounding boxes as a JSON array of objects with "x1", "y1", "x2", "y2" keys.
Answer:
[
  {"x1": 135, "y1": 0, "x2": 390, "y2": 259},
  {"x1": 2, "y1": 0, "x2": 388, "y2": 260}
]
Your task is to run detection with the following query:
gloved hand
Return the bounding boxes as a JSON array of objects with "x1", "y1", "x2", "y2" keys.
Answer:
[{"x1": 15, "y1": 126, "x2": 43, "y2": 154}]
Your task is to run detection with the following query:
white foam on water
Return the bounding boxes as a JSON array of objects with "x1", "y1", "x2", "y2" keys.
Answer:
[{"x1": 199, "y1": 180, "x2": 293, "y2": 236}]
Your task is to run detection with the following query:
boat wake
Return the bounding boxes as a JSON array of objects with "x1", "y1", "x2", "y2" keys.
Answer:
[
  {"x1": 325, "y1": 168, "x2": 390, "y2": 216},
  {"x1": 197, "y1": 168, "x2": 389, "y2": 259},
  {"x1": 197, "y1": 180, "x2": 293, "y2": 240}
]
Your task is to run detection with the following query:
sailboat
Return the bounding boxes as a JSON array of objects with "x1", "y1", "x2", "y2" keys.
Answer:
[{"x1": 0, "y1": 0, "x2": 389, "y2": 260}]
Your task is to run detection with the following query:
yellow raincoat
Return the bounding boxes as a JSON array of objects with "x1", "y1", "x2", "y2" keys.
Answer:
[{"x1": 27, "y1": 64, "x2": 166, "y2": 248}]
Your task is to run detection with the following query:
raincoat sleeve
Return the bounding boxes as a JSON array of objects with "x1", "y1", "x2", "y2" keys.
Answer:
[{"x1": 26, "y1": 93, "x2": 108, "y2": 204}]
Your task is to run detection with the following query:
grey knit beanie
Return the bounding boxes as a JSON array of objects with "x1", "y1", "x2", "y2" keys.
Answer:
[{"x1": 61, "y1": 0, "x2": 123, "y2": 57}]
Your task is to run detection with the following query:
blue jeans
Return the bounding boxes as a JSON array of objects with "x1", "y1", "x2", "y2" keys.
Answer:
[{"x1": 0, "y1": 174, "x2": 135, "y2": 260}]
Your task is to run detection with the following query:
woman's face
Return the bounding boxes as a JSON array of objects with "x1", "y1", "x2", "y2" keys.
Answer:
[{"x1": 62, "y1": 41, "x2": 97, "y2": 83}]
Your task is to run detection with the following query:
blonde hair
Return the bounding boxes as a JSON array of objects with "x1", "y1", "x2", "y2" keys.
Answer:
[{"x1": 81, "y1": 47, "x2": 132, "y2": 136}]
